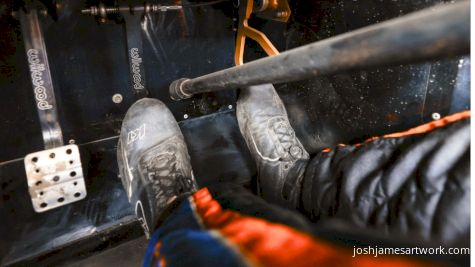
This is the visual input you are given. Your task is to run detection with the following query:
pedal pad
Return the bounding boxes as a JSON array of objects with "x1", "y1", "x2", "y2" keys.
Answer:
[{"x1": 24, "y1": 145, "x2": 87, "y2": 213}]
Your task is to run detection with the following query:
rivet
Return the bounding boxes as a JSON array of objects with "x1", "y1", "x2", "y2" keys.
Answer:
[
  {"x1": 112, "y1": 93, "x2": 123, "y2": 104},
  {"x1": 431, "y1": 113, "x2": 441, "y2": 120}
]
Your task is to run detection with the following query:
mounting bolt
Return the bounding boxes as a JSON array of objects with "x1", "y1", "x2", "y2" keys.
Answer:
[
  {"x1": 69, "y1": 139, "x2": 76, "y2": 144},
  {"x1": 276, "y1": 11, "x2": 288, "y2": 17},
  {"x1": 228, "y1": 105, "x2": 233, "y2": 110},
  {"x1": 112, "y1": 93, "x2": 123, "y2": 104},
  {"x1": 183, "y1": 114, "x2": 189, "y2": 119},
  {"x1": 431, "y1": 112, "x2": 441, "y2": 120}
]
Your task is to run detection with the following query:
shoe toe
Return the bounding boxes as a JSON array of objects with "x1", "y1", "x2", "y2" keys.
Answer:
[{"x1": 119, "y1": 98, "x2": 183, "y2": 165}]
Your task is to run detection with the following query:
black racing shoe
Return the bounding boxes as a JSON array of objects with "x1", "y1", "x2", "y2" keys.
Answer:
[
  {"x1": 237, "y1": 84, "x2": 309, "y2": 207},
  {"x1": 117, "y1": 98, "x2": 197, "y2": 237}
]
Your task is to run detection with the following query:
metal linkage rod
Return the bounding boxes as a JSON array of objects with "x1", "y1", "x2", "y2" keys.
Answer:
[{"x1": 170, "y1": 1, "x2": 470, "y2": 100}]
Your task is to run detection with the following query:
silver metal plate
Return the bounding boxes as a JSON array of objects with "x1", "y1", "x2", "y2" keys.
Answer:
[{"x1": 24, "y1": 145, "x2": 87, "y2": 213}]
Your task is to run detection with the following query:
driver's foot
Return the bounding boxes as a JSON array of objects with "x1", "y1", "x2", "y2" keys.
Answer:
[
  {"x1": 237, "y1": 84, "x2": 309, "y2": 207},
  {"x1": 117, "y1": 98, "x2": 197, "y2": 237}
]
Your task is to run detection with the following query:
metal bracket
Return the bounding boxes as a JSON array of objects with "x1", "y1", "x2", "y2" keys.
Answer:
[
  {"x1": 234, "y1": 0, "x2": 280, "y2": 65},
  {"x1": 19, "y1": 10, "x2": 87, "y2": 212},
  {"x1": 254, "y1": 0, "x2": 291, "y2": 23},
  {"x1": 24, "y1": 145, "x2": 86, "y2": 213}
]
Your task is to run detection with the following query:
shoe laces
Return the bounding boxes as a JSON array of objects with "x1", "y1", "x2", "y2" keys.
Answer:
[
  {"x1": 147, "y1": 145, "x2": 193, "y2": 195},
  {"x1": 273, "y1": 121, "x2": 294, "y2": 150},
  {"x1": 152, "y1": 147, "x2": 181, "y2": 178},
  {"x1": 272, "y1": 119, "x2": 303, "y2": 160}
]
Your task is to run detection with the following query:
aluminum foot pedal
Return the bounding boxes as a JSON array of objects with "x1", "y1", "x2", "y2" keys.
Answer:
[
  {"x1": 20, "y1": 10, "x2": 87, "y2": 213},
  {"x1": 24, "y1": 145, "x2": 86, "y2": 213}
]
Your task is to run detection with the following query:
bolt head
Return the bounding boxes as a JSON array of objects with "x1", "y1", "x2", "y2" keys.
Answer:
[
  {"x1": 431, "y1": 113, "x2": 441, "y2": 120},
  {"x1": 112, "y1": 94, "x2": 123, "y2": 104}
]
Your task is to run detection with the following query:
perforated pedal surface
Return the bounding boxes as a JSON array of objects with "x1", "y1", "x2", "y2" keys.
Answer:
[{"x1": 24, "y1": 145, "x2": 87, "y2": 213}]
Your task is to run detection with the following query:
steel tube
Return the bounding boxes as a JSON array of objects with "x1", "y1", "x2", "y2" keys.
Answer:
[{"x1": 170, "y1": 1, "x2": 470, "y2": 100}]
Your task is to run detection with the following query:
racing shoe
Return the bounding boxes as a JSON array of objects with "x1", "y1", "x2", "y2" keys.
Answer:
[
  {"x1": 117, "y1": 98, "x2": 197, "y2": 237},
  {"x1": 237, "y1": 84, "x2": 309, "y2": 207}
]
